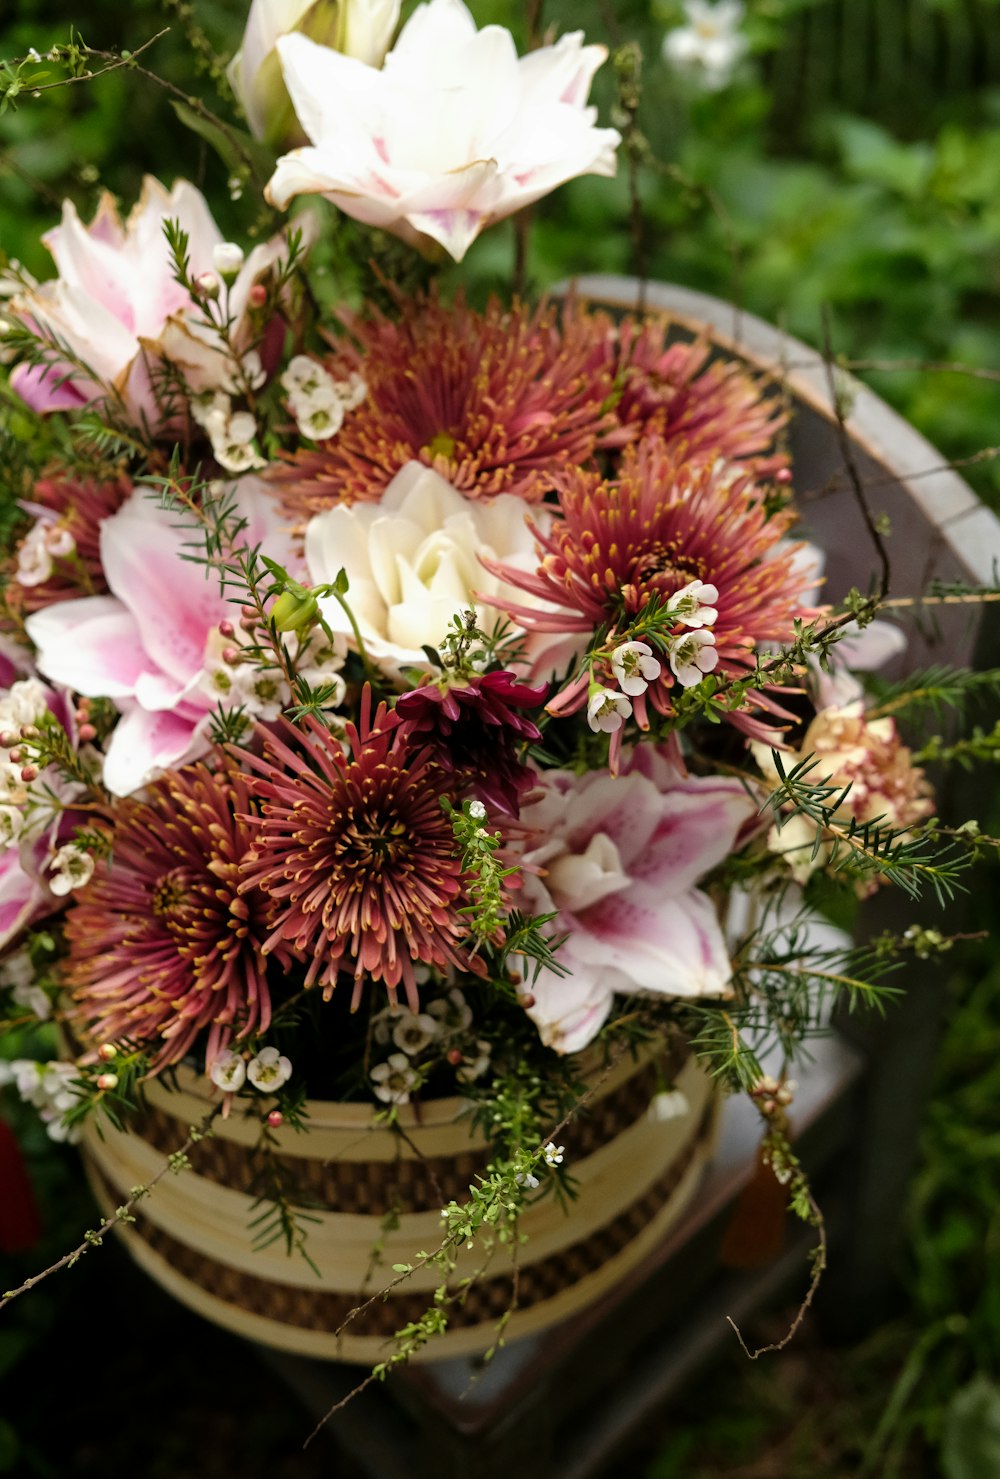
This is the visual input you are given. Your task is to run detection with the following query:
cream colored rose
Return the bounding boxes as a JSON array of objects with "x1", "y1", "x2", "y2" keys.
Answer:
[{"x1": 305, "y1": 461, "x2": 557, "y2": 682}]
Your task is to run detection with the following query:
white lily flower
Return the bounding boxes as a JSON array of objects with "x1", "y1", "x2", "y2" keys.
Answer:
[
  {"x1": 230, "y1": 0, "x2": 400, "y2": 146},
  {"x1": 266, "y1": 0, "x2": 620, "y2": 262}
]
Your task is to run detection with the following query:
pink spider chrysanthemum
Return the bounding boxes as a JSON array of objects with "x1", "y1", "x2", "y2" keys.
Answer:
[
  {"x1": 602, "y1": 315, "x2": 790, "y2": 480},
  {"x1": 271, "y1": 292, "x2": 618, "y2": 522},
  {"x1": 236, "y1": 695, "x2": 485, "y2": 1005},
  {"x1": 483, "y1": 439, "x2": 816, "y2": 739},
  {"x1": 64, "y1": 765, "x2": 277, "y2": 1073}
]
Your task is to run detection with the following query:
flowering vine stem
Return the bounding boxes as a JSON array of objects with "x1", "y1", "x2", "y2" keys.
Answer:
[{"x1": 0, "y1": 1106, "x2": 220, "y2": 1311}]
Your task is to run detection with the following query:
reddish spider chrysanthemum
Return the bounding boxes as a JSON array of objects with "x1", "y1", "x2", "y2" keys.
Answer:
[
  {"x1": 237, "y1": 698, "x2": 485, "y2": 1004},
  {"x1": 8, "y1": 471, "x2": 132, "y2": 614},
  {"x1": 483, "y1": 439, "x2": 816, "y2": 736},
  {"x1": 65, "y1": 765, "x2": 276, "y2": 1073},
  {"x1": 394, "y1": 671, "x2": 548, "y2": 816},
  {"x1": 271, "y1": 292, "x2": 617, "y2": 522},
  {"x1": 603, "y1": 316, "x2": 789, "y2": 478}
]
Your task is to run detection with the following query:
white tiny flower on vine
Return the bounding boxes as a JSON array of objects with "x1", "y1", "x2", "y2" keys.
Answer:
[
  {"x1": 12, "y1": 981, "x2": 51, "y2": 1021},
  {"x1": 212, "y1": 241, "x2": 245, "y2": 277},
  {"x1": 516, "y1": 1171, "x2": 540, "y2": 1190},
  {"x1": 468, "y1": 800, "x2": 486, "y2": 821},
  {"x1": 282, "y1": 355, "x2": 327, "y2": 395},
  {"x1": 247, "y1": 1045, "x2": 293, "y2": 1091},
  {"x1": 371, "y1": 1052, "x2": 419, "y2": 1104},
  {"x1": 210, "y1": 1051, "x2": 247, "y2": 1092},
  {"x1": 337, "y1": 372, "x2": 367, "y2": 412},
  {"x1": 391, "y1": 1011, "x2": 441, "y2": 1057},
  {"x1": 610, "y1": 641, "x2": 662, "y2": 697},
  {"x1": 0, "y1": 805, "x2": 24, "y2": 849},
  {"x1": 668, "y1": 629, "x2": 718, "y2": 687},
  {"x1": 295, "y1": 397, "x2": 345, "y2": 442},
  {"x1": 456, "y1": 1040, "x2": 491, "y2": 1084},
  {"x1": 43, "y1": 524, "x2": 76, "y2": 559},
  {"x1": 15, "y1": 524, "x2": 53, "y2": 587},
  {"x1": 543, "y1": 1142, "x2": 565, "y2": 1167},
  {"x1": 47, "y1": 844, "x2": 95, "y2": 897},
  {"x1": 427, "y1": 988, "x2": 473, "y2": 1032},
  {"x1": 648, "y1": 1089, "x2": 690, "y2": 1123},
  {"x1": 666, "y1": 579, "x2": 719, "y2": 628},
  {"x1": 587, "y1": 687, "x2": 633, "y2": 733}
]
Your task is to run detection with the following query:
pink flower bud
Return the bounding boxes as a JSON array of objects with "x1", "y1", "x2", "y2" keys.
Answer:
[
  {"x1": 775, "y1": 468, "x2": 793, "y2": 484},
  {"x1": 267, "y1": 1110, "x2": 283, "y2": 1129},
  {"x1": 222, "y1": 647, "x2": 241, "y2": 665},
  {"x1": 248, "y1": 283, "x2": 268, "y2": 309},
  {"x1": 218, "y1": 619, "x2": 235, "y2": 638},
  {"x1": 241, "y1": 605, "x2": 258, "y2": 620},
  {"x1": 20, "y1": 765, "x2": 38, "y2": 783},
  {"x1": 194, "y1": 271, "x2": 220, "y2": 299},
  {"x1": 7, "y1": 748, "x2": 21, "y2": 764},
  {"x1": 78, "y1": 723, "x2": 97, "y2": 742},
  {"x1": 446, "y1": 1048, "x2": 463, "y2": 1066},
  {"x1": 96, "y1": 1072, "x2": 119, "y2": 1091},
  {"x1": 519, "y1": 993, "x2": 536, "y2": 1009},
  {"x1": 97, "y1": 1043, "x2": 118, "y2": 1062}
]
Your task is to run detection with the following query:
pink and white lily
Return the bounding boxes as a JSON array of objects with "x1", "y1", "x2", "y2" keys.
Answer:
[
  {"x1": 266, "y1": 0, "x2": 620, "y2": 261},
  {"x1": 24, "y1": 480, "x2": 295, "y2": 797},
  {"x1": 517, "y1": 755, "x2": 754, "y2": 1054},
  {"x1": 8, "y1": 177, "x2": 292, "y2": 425}
]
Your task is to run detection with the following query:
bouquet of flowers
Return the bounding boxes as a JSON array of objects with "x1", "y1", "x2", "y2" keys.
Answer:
[{"x1": 0, "y1": 0, "x2": 987, "y2": 1382}]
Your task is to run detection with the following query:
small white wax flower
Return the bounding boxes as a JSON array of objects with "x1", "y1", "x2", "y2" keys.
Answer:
[
  {"x1": 337, "y1": 372, "x2": 368, "y2": 412},
  {"x1": 0, "y1": 805, "x2": 24, "y2": 849},
  {"x1": 587, "y1": 687, "x2": 633, "y2": 733},
  {"x1": 43, "y1": 524, "x2": 76, "y2": 559},
  {"x1": 0, "y1": 948, "x2": 36, "y2": 992},
  {"x1": 12, "y1": 981, "x2": 52, "y2": 1021},
  {"x1": 427, "y1": 988, "x2": 474, "y2": 1032},
  {"x1": 668, "y1": 629, "x2": 718, "y2": 688},
  {"x1": 662, "y1": 1, "x2": 749, "y2": 92},
  {"x1": 515, "y1": 1171, "x2": 540, "y2": 1190},
  {"x1": 210, "y1": 1050, "x2": 247, "y2": 1091},
  {"x1": 247, "y1": 1045, "x2": 293, "y2": 1092},
  {"x1": 468, "y1": 800, "x2": 486, "y2": 821},
  {"x1": 48, "y1": 844, "x2": 95, "y2": 897},
  {"x1": 456, "y1": 1039, "x2": 492, "y2": 1084},
  {"x1": 543, "y1": 1142, "x2": 565, "y2": 1167},
  {"x1": 648, "y1": 1089, "x2": 690, "y2": 1123},
  {"x1": 610, "y1": 641, "x2": 662, "y2": 697},
  {"x1": 295, "y1": 398, "x2": 346, "y2": 442},
  {"x1": 0, "y1": 678, "x2": 50, "y2": 730},
  {"x1": 371, "y1": 1052, "x2": 419, "y2": 1104},
  {"x1": 282, "y1": 355, "x2": 327, "y2": 394},
  {"x1": 666, "y1": 579, "x2": 720, "y2": 629},
  {"x1": 213, "y1": 241, "x2": 246, "y2": 277},
  {"x1": 391, "y1": 1010, "x2": 441, "y2": 1057},
  {"x1": 15, "y1": 524, "x2": 52, "y2": 587}
]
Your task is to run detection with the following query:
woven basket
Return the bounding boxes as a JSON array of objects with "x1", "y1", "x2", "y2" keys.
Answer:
[{"x1": 81, "y1": 1039, "x2": 719, "y2": 1362}]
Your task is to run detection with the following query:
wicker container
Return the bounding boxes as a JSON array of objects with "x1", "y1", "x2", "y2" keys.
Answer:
[{"x1": 81, "y1": 1040, "x2": 719, "y2": 1361}]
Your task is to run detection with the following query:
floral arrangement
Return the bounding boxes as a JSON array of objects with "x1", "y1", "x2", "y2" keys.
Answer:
[{"x1": 0, "y1": 0, "x2": 991, "y2": 1390}]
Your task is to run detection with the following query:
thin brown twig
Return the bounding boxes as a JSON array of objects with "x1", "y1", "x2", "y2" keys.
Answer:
[
  {"x1": 0, "y1": 1105, "x2": 219, "y2": 1312},
  {"x1": 821, "y1": 307, "x2": 891, "y2": 601},
  {"x1": 11, "y1": 30, "x2": 169, "y2": 95}
]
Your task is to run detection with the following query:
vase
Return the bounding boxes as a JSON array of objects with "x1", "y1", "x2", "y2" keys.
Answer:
[{"x1": 80, "y1": 1038, "x2": 719, "y2": 1362}]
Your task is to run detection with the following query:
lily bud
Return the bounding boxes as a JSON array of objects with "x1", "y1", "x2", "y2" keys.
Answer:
[
  {"x1": 271, "y1": 582, "x2": 320, "y2": 635},
  {"x1": 228, "y1": 0, "x2": 400, "y2": 149}
]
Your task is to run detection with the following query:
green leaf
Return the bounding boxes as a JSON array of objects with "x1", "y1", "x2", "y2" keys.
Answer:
[
  {"x1": 169, "y1": 99, "x2": 273, "y2": 184},
  {"x1": 942, "y1": 1376, "x2": 1000, "y2": 1479}
]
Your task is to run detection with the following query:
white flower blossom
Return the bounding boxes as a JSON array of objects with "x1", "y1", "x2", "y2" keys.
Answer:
[
  {"x1": 668, "y1": 629, "x2": 718, "y2": 687},
  {"x1": 0, "y1": 678, "x2": 50, "y2": 733},
  {"x1": 666, "y1": 578, "x2": 719, "y2": 629},
  {"x1": 648, "y1": 1089, "x2": 690, "y2": 1123},
  {"x1": 587, "y1": 687, "x2": 632, "y2": 733},
  {"x1": 662, "y1": 1, "x2": 749, "y2": 92},
  {"x1": 47, "y1": 844, "x2": 95, "y2": 897},
  {"x1": 210, "y1": 1051, "x2": 247, "y2": 1092},
  {"x1": 12, "y1": 981, "x2": 52, "y2": 1020},
  {"x1": 371, "y1": 1052, "x2": 419, "y2": 1104},
  {"x1": 426, "y1": 987, "x2": 473, "y2": 1032},
  {"x1": 14, "y1": 524, "x2": 53, "y2": 587},
  {"x1": 44, "y1": 524, "x2": 76, "y2": 559},
  {"x1": 0, "y1": 1059, "x2": 81, "y2": 1142},
  {"x1": 247, "y1": 1045, "x2": 293, "y2": 1091},
  {"x1": 610, "y1": 641, "x2": 662, "y2": 697},
  {"x1": 468, "y1": 800, "x2": 486, "y2": 821},
  {"x1": 456, "y1": 1039, "x2": 491, "y2": 1084},
  {"x1": 213, "y1": 241, "x2": 246, "y2": 277},
  {"x1": 391, "y1": 1010, "x2": 441, "y2": 1057},
  {"x1": 543, "y1": 1142, "x2": 565, "y2": 1167},
  {"x1": 515, "y1": 1170, "x2": 540, "y2": 1190}
]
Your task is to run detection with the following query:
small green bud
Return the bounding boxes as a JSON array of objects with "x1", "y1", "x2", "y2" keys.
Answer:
[{"x1": 271, "y1": 585, "x2": 320, "y2": 635}]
